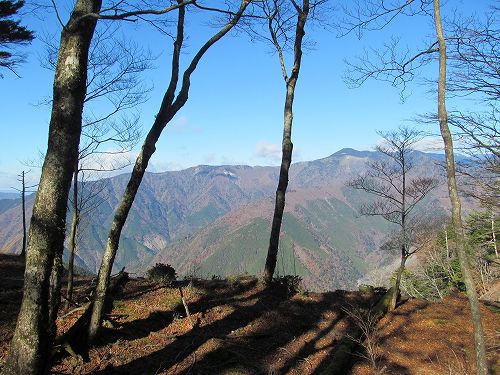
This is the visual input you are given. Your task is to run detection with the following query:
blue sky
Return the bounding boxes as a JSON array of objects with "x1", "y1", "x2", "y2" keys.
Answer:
[{"x1": 0, "y1": 0, "x2": 492, "y2": 191}]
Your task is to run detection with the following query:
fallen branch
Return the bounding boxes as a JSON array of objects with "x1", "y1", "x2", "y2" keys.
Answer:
[{"x1": 60, "y1": 304, "x2": 89, "y2": 319}]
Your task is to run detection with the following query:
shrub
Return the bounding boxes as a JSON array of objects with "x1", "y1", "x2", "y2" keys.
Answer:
[
  {"x1": 271, "y1": 275, "x2": 303, "y2": 297},
  {"x1": 400, "y1": 249, "x2": 464, "y2": 300},
  {"x1": 147, "y1": 263, "x2": 177, "y2": 286}
]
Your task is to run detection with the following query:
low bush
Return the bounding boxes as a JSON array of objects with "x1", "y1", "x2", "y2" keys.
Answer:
[
  {"x1": 271, "y1": 275, "x2": 303, "y2": 297},
  {"x1": 147, "y1": 263, "x2": 177, "y2": 286},
  {"x1": 400, "y1": 249, "x2": 465, "y2": 300}
]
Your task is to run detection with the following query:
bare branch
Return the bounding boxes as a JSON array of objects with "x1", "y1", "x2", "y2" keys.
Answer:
[
  {"x1": 74, "y1": 0, "x2": 193, "y2": 24},
  {"x1": 337, "y1": 0, "x2": 432, "y2": 38}
]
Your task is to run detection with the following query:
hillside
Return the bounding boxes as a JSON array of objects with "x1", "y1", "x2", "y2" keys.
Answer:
[
  {"x1": 0, "y1": 149, "x2": 458, "y2": 290},
  {"x1": 152, "y1": 190, "x2": 396, "y2": 290},
  {"x1": 0, "y1": 255, "x2": 498, "y2": 374}
]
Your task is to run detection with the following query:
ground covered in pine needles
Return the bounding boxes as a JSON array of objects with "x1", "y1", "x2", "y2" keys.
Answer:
[{"x1": 0, "y1": 254, "x2": 498, "y2": 374}]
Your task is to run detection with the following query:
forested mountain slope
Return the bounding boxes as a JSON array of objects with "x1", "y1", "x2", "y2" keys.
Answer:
[{"x1": 0, "y1": 149, "x2": 455, "y2": 289}]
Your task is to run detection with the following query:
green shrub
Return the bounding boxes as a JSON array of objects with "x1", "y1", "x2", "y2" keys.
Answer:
[{"x1": 147, "y1": 263, "x2": 177, "y2": 286}]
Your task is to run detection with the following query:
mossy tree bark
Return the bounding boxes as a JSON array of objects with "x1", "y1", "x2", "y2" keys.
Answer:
[
  {"x1": 3, "y1": 1, "x2": 101, "y2": 374},
  {"x1": 263, "y1": 0, "x2": 310, "y2": 283},
  {"x1": 87, "y1": 0, "x2": 250, "y2": 342},
  {"x1": 433, "y1": 1, "x2": 488, "y2": 374}
]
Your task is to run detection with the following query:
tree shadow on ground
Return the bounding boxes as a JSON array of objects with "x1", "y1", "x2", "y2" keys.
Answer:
[
  {"x1": 347, "y1": 294, "x2": 499, "y2": 375},
  {"x1": 85, "y1": 280, "x2": 379, "y2": 375},
  {"x1": 92, "y1": 277, "x2": 262, "y2": 347}
]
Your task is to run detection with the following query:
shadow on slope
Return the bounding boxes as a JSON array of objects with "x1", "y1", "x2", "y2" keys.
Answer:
[{"x1": 51, "y1": 276, "x2": 381, "y2": 375}]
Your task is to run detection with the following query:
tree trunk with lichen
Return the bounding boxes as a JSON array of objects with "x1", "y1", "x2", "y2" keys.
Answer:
[
  {"x1": 433, "y1": 1, "x2": 488, "y2": 374},
  {"x1": 3, "y1": 1, "x2": 101, "y2": 374}
]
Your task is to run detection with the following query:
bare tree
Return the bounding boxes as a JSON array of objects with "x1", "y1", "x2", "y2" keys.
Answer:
[
  {"x1": 348, "y1": 126, "x2": 437, "y2": 310},
  {"x1": 434, "y1": 3, "x2": 488, "y2": 372},
  {"x1": 88, "y1": 0, "x2": 251, "y2": 342},
  {"x1": 12, "y1": 170, "x2": 37, "y2": 257},
  {"x1": 445, "y1": 8, "x2": 499, "y2": 210},
  {"x1": 446, "y1": 8, "x2": 499, "y2": 103},
  {"x1": 64, "y1": 165, "x2": 127, "y2": 310},
  {"x1": 65, "y1": 162, "x2": 80, "y2": 309},
  {"x1": 4, "y1": 2, "x2": 102, "y2": 373},
  {"x1": 255, "y1": 0, "x2": 312, "y2": 283},
  {"x1": 4, "y1": 1, "x2": 193, "y2": 373},
  {"x1": 65, "y1": 39, "x2": 146, "y2": 309},
  {"x1": 340, "y1": 0, "x2": 490, "y2": 372},
  {"x1": 37, "y1": 23, "x2": 148, "y2": 309},
  {"x1": 64, "y1": 114, "x2": 141, "y2": 309}
]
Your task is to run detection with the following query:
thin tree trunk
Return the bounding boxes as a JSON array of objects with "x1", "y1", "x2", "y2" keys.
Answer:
[
  {"x1": 390, "y1": 153, "x2": 407, "y2": 310},
  {"x1": 3, "y1": 1, "x2": 101, "y2": 374},
  {"x1": 65, "y1": 167, "x2": 79, "y2": 309},
  {"x1": 21, "y1": 171, "x2": 26, "y2": 257},
  {"x1": 263, "y1": 1, "x2": 309, "y2": 283},
  {"x1": 88, "y1": 1, "x2": 249, "y2": 342},
  {"x1": 433, "y1": 1, "x2": 488, "y2": 374},
  {"x1": 264, "y1": 119, "x2": 293, "y2": 283},
  {"x1": 55, "y1": 270, "x2": 129, "y2": 360},
  {"x1": 445, "y1": 227, "x2": 450, "y2": 258},
  {"x1": 491, "y1": 212, "x2": 498, "y2": 258},
  {"x1": 48, "y1": 253, "x2": 63, "y2": 338},
  {"x1": 390, "y1": 250, "x2": 407, "y2": 311}
]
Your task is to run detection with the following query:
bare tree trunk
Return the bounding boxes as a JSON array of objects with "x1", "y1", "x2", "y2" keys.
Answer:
[
  {"x1": 390, "y1": 250, "x2": 407, "y2": 311},
  {"x1": 88, "y1": 1, "x2": 249, "y2": 342},
  {"x1": 264, "y1": 120, "x2": 293, "y2": 283},
  {"x1": 20, "y1": 171, "x2": 26, "y2": 257},
  {"x1": 3, "y1": 1, "x2": 101, "y2": 374},
  {"x1": 65, "y1": 167, "x2": 79, "y2": 309},
  {"x1": 263, "y1": 1, "x2": 309, "y2": 283},
  {"x1": 445, "y1": 227, "x2": 450, "y2": 258},
  {"x1": 48, "y1": 253, "x2": 63, "y2": 337},
  {"x1": 491, "y1": 212, "x2": 498, "y2": 258},
  {"x1": 433, "y1": 1, "x2": 488, "y2": 374},
  {"x1": 390, "y1": 155, "x2": 408, "y2": 310}
]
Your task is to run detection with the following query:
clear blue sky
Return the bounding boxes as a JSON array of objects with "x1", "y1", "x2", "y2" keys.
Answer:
[{"x1": 0, "y1": 0, "x2": 492, "y2": 191}]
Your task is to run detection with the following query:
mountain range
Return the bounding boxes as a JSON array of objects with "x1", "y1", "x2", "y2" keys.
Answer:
[{"x1": 0, "y1": 148, "x2": 459, "y2": 290}]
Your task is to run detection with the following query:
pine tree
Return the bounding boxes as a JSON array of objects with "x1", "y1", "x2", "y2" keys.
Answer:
[{"x1": 0, "y1": 0, "x2": 34, "y2": 76}]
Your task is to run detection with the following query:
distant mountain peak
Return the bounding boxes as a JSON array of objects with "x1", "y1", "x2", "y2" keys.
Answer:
[{"x1": 333, "y1": 148, "x2": 373, "y2": 157}]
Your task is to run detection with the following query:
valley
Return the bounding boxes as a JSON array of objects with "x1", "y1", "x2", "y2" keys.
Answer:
[{"x1": 0, "y1": 148, "x2": 453, "y2": 290}]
